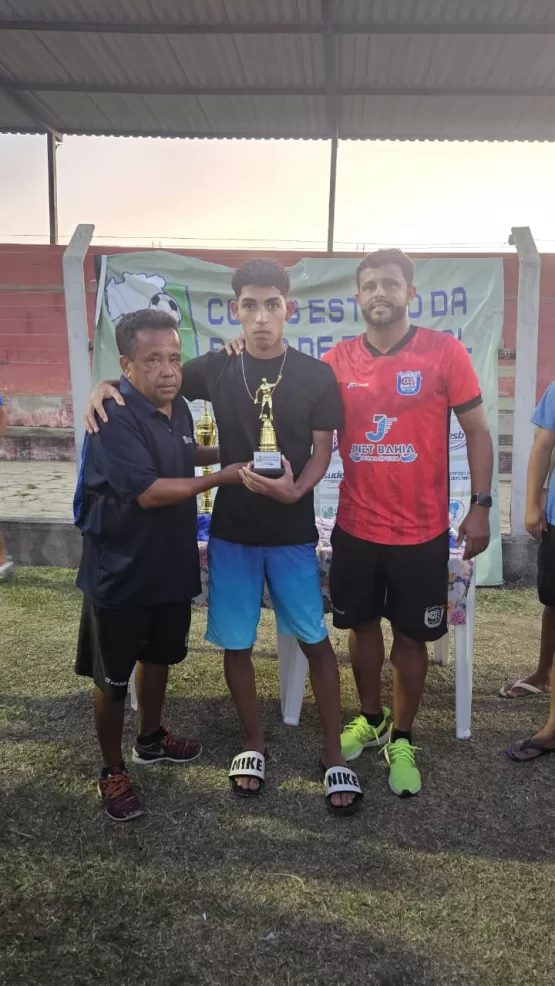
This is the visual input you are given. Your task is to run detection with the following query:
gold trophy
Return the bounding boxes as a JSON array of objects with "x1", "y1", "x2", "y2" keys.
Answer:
[
  {"x1": 252, "y1": 378, "x2": 285, "y2": 478},
  {"x1": 195, "y1": 401, "x2": 217, "y2": 513}
]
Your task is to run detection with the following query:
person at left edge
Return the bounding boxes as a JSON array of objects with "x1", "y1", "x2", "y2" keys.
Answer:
[{"x1": 75, "y1": 309, "x2": 245, "y2": 822}]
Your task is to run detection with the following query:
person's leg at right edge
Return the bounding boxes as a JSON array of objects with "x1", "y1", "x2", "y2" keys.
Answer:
[
  {"x1": 507, "y1": 527, "x2": 555, "y2": 760},
  {"x1": 501, "y1": 510, "x2": 555, "y2": 699},
  {"x1": 329, "y1": 526, "x2": 392, "y2": 762},
  {"x1": 384, "y1": 532, "x2": 450, "y2": 797},
  {"x1": 206, "y1": 538, "x2": 266, "y2": 795},
  {"x1": 500, "y1": 605, "x2": 554, "y2": 697}
]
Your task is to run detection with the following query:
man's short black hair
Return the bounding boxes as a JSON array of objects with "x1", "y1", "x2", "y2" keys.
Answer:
[
  {"x1": 231, "y1": 259, "x2": 290, "y2": 299},
  {"x1": 115, "y1": 309, "x2": 179, "y2": 359},
  {"x1": 356, "y1": 249, "x2": 414, "y2": 289}
]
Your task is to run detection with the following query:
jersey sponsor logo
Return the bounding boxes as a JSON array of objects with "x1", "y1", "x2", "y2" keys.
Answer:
[
  {"x1": 366, "y1": 414, "x2": 397, "y2": 442},
  {"x1": 424, "y1": 605, "x2": 445, "y2": 629},
  {"x1": 349, "y1": 442, "x2": 418, "y2": 464},
  {"x1": 396, "y1": 370, "x2": 422, "y2": 395},
  {"x1": 348, "y1": 412, "x2": 418, "y2": 464},
  {"x1": 449, "y1": 428, "x2": 466, "y2": 452},
  {"x1": 347, "y1": 382, "x2": 369, "y2": 388}
]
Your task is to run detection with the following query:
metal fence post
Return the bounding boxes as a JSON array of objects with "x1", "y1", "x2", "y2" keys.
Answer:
[{"x1": 508, "y1": 226, "x2": 540, "y2": 535}]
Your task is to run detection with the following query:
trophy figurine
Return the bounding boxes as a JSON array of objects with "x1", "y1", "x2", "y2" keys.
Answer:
[
  {"x1": 196, "y1": 401, "x2": 217, "y2": 513},
  {"x1": 252, "y1": 378, "x2": 285, "y2": 478}
]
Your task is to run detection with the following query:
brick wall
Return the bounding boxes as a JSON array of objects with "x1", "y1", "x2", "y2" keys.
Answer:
[{"x1": 1, "y1": 244, "x2": 553, "y2": 427}]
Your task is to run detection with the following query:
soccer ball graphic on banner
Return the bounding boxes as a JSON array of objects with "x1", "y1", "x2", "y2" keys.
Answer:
[{"x1": 148, "y1": 292, "x2": 182, "y2": 322}]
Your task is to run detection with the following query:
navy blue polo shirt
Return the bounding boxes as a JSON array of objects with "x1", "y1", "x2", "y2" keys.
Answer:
[{"x1": 76, "y1": 377, "x2": 201, "y2": 607}]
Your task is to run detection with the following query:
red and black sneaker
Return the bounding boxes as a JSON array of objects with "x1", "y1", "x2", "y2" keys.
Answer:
[
  {"x1": 97, "y1": 766, "x2": 144, "y2": 822},
  {"x1": 132, "y1": 728, "x2": 202, "y2": 766}
]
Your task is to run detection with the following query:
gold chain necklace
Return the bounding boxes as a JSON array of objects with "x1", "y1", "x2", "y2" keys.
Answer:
[{"x1": 240, "y1": 347, "x2": 288, "y2": 403}]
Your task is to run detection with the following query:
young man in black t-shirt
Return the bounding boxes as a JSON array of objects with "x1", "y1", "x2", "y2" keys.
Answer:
[{"x1": 85, "y1": 260, "x2": 362, "y2": 815}]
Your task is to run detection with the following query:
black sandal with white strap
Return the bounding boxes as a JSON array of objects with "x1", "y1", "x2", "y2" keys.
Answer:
[
  {"x1": 229, "y1": 750, "x2": 266, "y2": 798},
  {"x1": 323, "y1": 765, "x2": 363, "y2": 816}
]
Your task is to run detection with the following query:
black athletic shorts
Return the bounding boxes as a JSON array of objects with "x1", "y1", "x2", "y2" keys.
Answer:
[
  {"x1": 538, "y1": 524, "x2": 555, "y2": 607},
  {"x1": 329, "y1": 525, "x2": 449, "y2": 642},
  {"x1": 75, "y1": 596, "x2": 192, "y2": 701}
]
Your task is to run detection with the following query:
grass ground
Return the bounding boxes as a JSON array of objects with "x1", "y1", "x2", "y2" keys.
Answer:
[{"x1": 1, "y1": 569, "x2": 554, "y2": 986}]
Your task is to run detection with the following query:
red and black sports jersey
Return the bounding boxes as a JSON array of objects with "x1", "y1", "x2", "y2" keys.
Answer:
[{"x1": 323, "y1": 326, "x2": 482, "y2": 545}]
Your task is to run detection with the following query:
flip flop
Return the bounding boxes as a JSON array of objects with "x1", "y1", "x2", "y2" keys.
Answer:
[
  {"x1": 322, "y1": 765, "x2": 363, "y2": 817},
  {"x1": 499, "y1": 679, "x2": 548, "y2": 699},
  {"x1": 229, "y1": 749, "x2": 267, "y2": 799},
  {"x1": 506, "y1": 738, "x2": 555, "y2": 762}
]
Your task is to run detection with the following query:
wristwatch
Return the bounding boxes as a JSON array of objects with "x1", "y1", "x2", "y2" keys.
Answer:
[{"x1": 470, "y1": 493, "x2": 492, "y2": 508}]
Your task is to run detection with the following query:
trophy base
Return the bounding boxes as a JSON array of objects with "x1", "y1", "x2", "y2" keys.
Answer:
[{"x1": 253, "y1": 449, "x2": 284, "y2": 479}]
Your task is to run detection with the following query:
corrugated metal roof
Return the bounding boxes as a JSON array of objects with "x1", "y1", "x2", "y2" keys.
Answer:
[
  {"x1": 1, "y1": 1, "x2": 555, "y2": 140},
  {"x1": 336, "y1": 0, "x2": 555, "y2": 28},
  {"x1": 0, "y1": 1, "x2": 322, "y2": 27},
  {"x1": 0, "y1": 87, "x2": 36, "y2": 128}
]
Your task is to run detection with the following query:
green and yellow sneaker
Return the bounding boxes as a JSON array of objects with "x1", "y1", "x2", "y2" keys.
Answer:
[
  {"x1": 384, "y1": 738, "x2": 421, "y2": 797},
  {"x1": 340, "y1": 707, "x2": 392, "y2": 762}
]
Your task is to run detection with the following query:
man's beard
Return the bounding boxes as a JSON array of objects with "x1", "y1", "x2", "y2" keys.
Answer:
[{"x1": 361, "y1": 302, "x2": 407, "y2": 328}]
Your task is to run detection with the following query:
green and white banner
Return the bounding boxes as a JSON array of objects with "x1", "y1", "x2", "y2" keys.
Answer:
[{"x1": 95, "y1": 252, "x2": 504, "y2": 585}]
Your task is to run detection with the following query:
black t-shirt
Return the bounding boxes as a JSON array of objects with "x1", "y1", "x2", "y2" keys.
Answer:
[{"x1": 181, "y1": 348, "x2": 343, "y2": 546}]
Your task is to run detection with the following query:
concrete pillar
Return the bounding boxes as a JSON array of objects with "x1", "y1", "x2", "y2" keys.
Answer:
[
  {"x1": 508, "y1": 227, "x2": 541, "y2": 535},
  {"x1": 63, "y1": 223, "x2": 95, "y2": 467}
]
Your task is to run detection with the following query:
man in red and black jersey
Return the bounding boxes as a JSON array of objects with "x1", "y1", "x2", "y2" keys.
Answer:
[{"x1": 323, "y1": 249, "x2": 493, "y2": 796}]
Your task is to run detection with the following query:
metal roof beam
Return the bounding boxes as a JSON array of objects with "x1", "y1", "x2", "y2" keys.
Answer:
[
  {"x1": 7, "y1": 81, "x2": 327, "y2": 96},
  {"x1": 0, "y1": 126, "x2": 332, "y2": 139},
  {"x1": 6, "y1": 82, "x2": 555, "y2": 98},
  {"x1": 0, "y1": 20, "x2": 554, "y2": 35}
]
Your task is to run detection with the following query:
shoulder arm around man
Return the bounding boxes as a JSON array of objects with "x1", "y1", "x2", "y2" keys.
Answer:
[{"x1": 532, "y1": 381, "x2": 555, "y2": 435}]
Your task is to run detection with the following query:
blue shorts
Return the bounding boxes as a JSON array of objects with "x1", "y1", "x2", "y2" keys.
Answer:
[{"x1": 206, "y1": 538, "x2": 327, "y2": 651}]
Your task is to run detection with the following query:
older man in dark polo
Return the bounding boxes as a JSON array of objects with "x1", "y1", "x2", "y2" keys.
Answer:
[{"x1": 75, "y1": 309, "x2": 242, "y2": 822}]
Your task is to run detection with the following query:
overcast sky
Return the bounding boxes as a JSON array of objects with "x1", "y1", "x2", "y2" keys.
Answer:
[{"x1": 1, "y1": 133, "x2": 554, "y2": 251}]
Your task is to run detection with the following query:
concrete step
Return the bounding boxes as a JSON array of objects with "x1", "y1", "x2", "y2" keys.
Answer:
[{"x1": 0, "y1": 426, "x2": 75, "y2": 461}]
